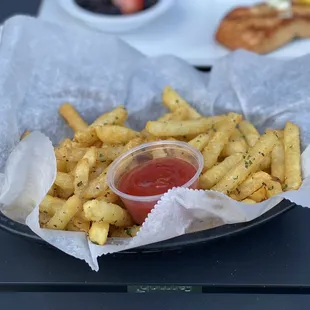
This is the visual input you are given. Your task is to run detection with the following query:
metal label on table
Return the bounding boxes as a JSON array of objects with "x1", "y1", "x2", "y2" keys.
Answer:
[{"x1": 128, "y1": 285, "x2": 202, "y2": 293}]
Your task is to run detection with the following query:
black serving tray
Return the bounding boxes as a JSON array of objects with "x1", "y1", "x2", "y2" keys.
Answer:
[{"x1": 0, "y1": 200, "x2": 295, "y2": 253}]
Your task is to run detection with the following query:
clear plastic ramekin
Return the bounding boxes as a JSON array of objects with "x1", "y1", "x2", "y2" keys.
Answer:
[{"x1": 107, "y1": 141, "x2": 203, "y2": 225}]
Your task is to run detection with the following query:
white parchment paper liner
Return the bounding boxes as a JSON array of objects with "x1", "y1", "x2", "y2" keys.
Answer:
[{"x1": 0, "y1": 16, "x2": 310, "y2": 271}]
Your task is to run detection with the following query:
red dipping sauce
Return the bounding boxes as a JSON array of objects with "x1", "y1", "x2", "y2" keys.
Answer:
[
  {"x1": 107, "y1": 141, "x2": 204, "y2": 225},
  {"x1": 117, "y1": 158, "x2": 198, "y2": 224},
  {"x1": 118, "y1": 158, "x2": 196, "y2": 197}
]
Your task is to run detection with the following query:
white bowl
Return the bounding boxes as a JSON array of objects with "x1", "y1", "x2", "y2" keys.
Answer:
[{"x1": 58, "y1": 0, "x2": 176, "y2": 33}]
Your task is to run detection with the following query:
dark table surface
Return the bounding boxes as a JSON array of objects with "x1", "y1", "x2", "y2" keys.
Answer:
[{"x1": 1, "y1": 1, "x2": 310, "y2": 309}]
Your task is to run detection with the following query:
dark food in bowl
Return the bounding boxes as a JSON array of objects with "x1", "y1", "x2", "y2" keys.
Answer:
[{"x1": 75, "y1": 0, "x2": 159, "y2": 15}]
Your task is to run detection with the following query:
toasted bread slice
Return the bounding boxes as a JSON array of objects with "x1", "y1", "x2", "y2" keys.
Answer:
[{"x1": 216, "y1": 3, "x2": 310, "y2": 54}]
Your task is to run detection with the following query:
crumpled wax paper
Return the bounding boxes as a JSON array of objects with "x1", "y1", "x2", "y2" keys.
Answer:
[{"x1": 0, "y1": 16, "x2": 310, "y2": 271}]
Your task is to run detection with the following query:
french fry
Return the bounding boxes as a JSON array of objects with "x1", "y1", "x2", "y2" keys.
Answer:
[
  {"x1": 109, "y1": 225, "x2": 140, "y2": 238},
  {"x1": 212, "y1": 131, "x2": 278, "y2": 194},
  {"x1": 47, "y1": 184, "x2": 58, "y2": 197},
  {"x1": 45, "y1": 195, "x2": 83, "y2": 230},
  {"x1": 59, "y1": 103, "x2": 88, "y2": 132},
  {"x1": 74, "y1": 107, "x2": 128, "y2": 145},
  {"x1": 284, "y1": 122, "x2": 302, "y2": 191},
  {"x1": 241, "y1": 198, "x2": 257, "y2": 204},
  {"x1": 271, "y1": 138, "x2": 285, "y2": 183},
  {"x1": 56, "y1": 187, "x2": 74, "y2": 199},
  {"x1": 98, "y1": 145, "x2": 124, "y2": 161},
  {"x1": 230, "y1": 128, "x2": 245, "y2": 142},
  {"x1": 89, "y1": 222, "x2": 110, "y2": 245},
  {"x1": 248, "y1": 186, "x2": 266, "y2": 202},
  {"x1": 202, "y1": 118, "x2": 239, "y2": 170},
  {"x1": 89, "y1": 161, "x2": 111, "y2": 180},
  {"x1": 72, "y1": 215, "x2": 91, "y2": 233},
  {"x1": 90, "y1": 106, "x2": 127, "y2": 127},
  {"x1": 157, "y1": 107, "x2": 189, "y2": 122},
  {"x1": 259, "y1": 154, "x2": 271, "y2": 171},
  {"x1": 97, "y1": 187, "x2": 119, "y2": 203},
  {"x1": 39, "y1": 212, "x2": 51, "y2": 226},
  {"x1": 239, "y1": 120, "x2": 260, "y2": 147},
  {"x1": 66, "y1": 220, "x2": 80, "y2": 232},
  {"x1": 55, "y1": 172, "x2": 74, "y2": 191},
  {"x1": 83, "y1": 166, "x2": 110, "y2": 199},
  {"x1": 230, "y1": 171, "x2": 272, "y2": 201},
  {"x1": 188, "y1": 133, "x2": 210, "y2": 151},
  {"x1": 66, "y1": 161, "x2": 77, "y2": 174},
  {"x1": 39, "y1": 195, "x2": 66, "y2": 216},
  {"x1": 220, "y1": 140, "x2": 248, "y2": 157},
  {"x1": 74, "y1": 158, "x2": 89, "y2": 196},
  {"x1": 57, "y1": 160, "x2": 67, "y2": 173},
  {"x1": 83, "y1": 200, "x2": 134, "y2": 227},
  {"x1": 227, "y1": 112, "x2": 243, "y2": 124},
  {"x1": 74, "y1": 127, "x2": 98, "y2": 145},
  {"x1": 162, "y1": 86, "x2": 201, "y2": 119},
  {"x1": 146, "y1": 118, "x2": 221, "y2": 137},
  {"x1": 200, "y1": 153, "x2": 243, "y2": 189},
  {"x1": 55, "y1": 146, "x2": 87, "y2": 162},
  {"x1": 21, "y1": 130, "x2": 31, "y2": 140},
  {"x1": 123, "y1": 137, "x2": 144, "y2": 152},
  {"x1": 96, "y1": 125, "x2": 140, "y2": 144},
  {"x1": 264, "y1": 179, "x2": 283, "y2": 198}
]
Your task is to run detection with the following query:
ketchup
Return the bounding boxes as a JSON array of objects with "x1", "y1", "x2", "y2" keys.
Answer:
[{"x1": 117, "y1": 158, "x2": 197, "y2": 224}]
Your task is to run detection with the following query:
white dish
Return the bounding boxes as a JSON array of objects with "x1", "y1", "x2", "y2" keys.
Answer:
[
  {"x1": 40, "y1": 0, "x2": 310, "y2": 67},
  {"x1": 58, "y1": 0, "x2": 175, "y2": 33}
]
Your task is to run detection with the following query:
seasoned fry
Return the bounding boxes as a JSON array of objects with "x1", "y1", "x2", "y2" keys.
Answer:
[
  {"x1": 89, "y1": 161, "x2": 111, "y2": 180},
  {"x1": 97, "y1": 187, "x2": 119, "y2": 203},
  {"x1": 96, "y1": 125, "x2": 140, "y2": 144},
  {"x1": 74, "y1": 127, "x2": 98, "y2": 145},
  {"x1": 284, "y1": 122, "x2": 302, "y2": 191},
  {"x1": 241, "y1": 198, "x2": 257, "y2": 204},
  {"x1": 123, "y1": 137, "x2": 144, "y2": 152},
  {"x1": 239, "y1": 120, "x2": 260, "y2": 147},
  {"x1": 84, "y1": 200, "x2": 134, "y2": 227},
  {"x1": 271, "y1": 138, "x2": 285, "y2": 183},
  {"x1": 89, "y1": 222, "x2": 110, "y2": 245},
  {"x1": 162, "y1": 86, "x2": 201, "y2": 119},
  {"x1": 59, "y1": 103, "x2": 88, "y2": 132},
  {"x1": 47, "y1": 184, "x2": 58, "y2": 197},
  {"x1": 21, "y1": 130, "x2": 31, "y2": 140},
  {"x1": 212, "y1": 131, "x2": 278, "y2": 194},
  {"x1": 202, "y1": 118, "x2": 239, "y2": 170},
  {"x1": 97, "y1": 145, "x2": 124, "y2": 161},
  {"x1": 91, "y1": 106, "x2": 127, "y2": 127},
  {"x1": 230, "y1": 128, "x2": 245, "y2": 142},
  {"x1": 227, "y1": 112, "x2": 243, "y2": 124},
  {"x1": 83, "y1": 166, "x2": 110, "y2": 199},
  {"x1": 259, "y1": 154, "x2": 271, "y2": 171},
  {"x1": 39, "y1": 195, "x2": 66, "y2": 216},
  {"x1": 55, "y1": 146, "x2": 87, "y2": 162},
  {"x1": 45, "y1": 195, "x2": 83, "y2": 230},
  {"x1": 188, "y1": 133, "x2": 210, "y2": 151},
  {"x1": 74, "y1": 158, "x2": 89, "y2": 196},
  {"x1": 56, "y1": 187, "x2": 74, "y2": 199},
  {"x1": 264, "y1": 179, "x2": 283, "y2": 198},
  {"x1": 146, "y1": 118, "x2": 221, "y2": 137},
  {"x1": 200, "y1": 153, "x2": 243, "y2": 189},
  {"x1": 72, "y1": 215, "x2": 91, "y2": 233},
  {"x1": 157, "y1": 107, "x2": 189, "y2": 121},
  {"x1": 66, "y1": 220, "x2": 80, "y2": 232},
  {"x1": 66, "y1": 161, "x2": 77, "y2": 174},
  {"x1": 55, "y1": 172, "x2": 74, "y2": 191},
  {"x1": 57, "y1": 160, "x2": 67, "y2": 173},
  {"x1": 248, "y1": 186, "x2": 266, "y2": 202},
  {"x1": 109, "y1": 225, "x2": 140, "y2": 238},
  {"x1": 230, "y1": 171, "x2": 272, "y2": 201},
  {"x1": 220, "y1": 140, "x2": 248, "y2": 157},
  {"x1": 39, "y1": 212, "x2": 51, "y2": 225}
]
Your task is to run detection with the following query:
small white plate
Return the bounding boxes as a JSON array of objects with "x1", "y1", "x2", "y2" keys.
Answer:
[{"x1": 39, "y1": 0, "x2": 310, "y2": 67}]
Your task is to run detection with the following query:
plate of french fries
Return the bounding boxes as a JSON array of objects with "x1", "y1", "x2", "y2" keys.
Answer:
[
  {"x1": 0, "y1": 85, "x2": 301, "y2": 253},
  {"x1": 1, "y1": 16, "x2": 310, "y2": 271}
]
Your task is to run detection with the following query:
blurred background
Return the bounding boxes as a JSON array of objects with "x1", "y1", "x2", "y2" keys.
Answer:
[{"x1": 1, "y1": 0, "x2": 310, "y2": 67}]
